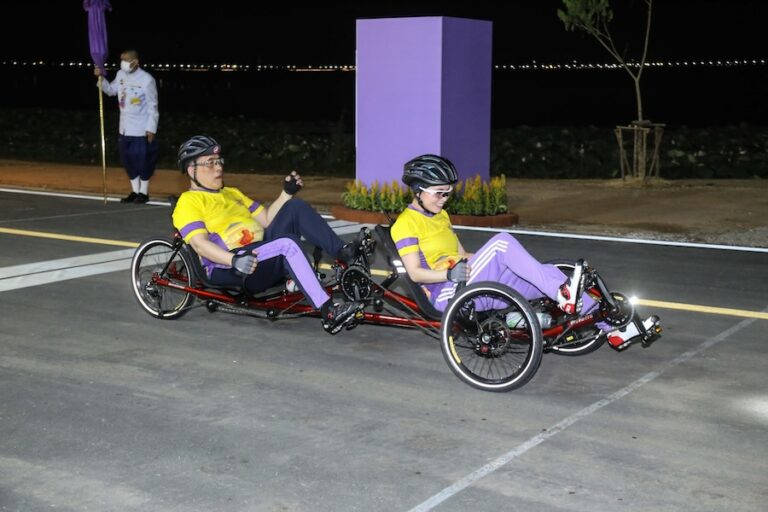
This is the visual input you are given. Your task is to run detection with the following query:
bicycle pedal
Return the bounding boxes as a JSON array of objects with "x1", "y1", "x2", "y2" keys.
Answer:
[{"x1": 641, "y1": 321, "x2": 663, "y2": 348}]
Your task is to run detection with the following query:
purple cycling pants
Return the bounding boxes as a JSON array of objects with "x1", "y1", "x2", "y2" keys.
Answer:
[
  {"x1": 209, "y1": 198, "x2": 346, "y2": 309},
  {"x1": 211, "y1": 235, "x2": 330, "y2": 309},
  {"x1": 430, "y1": 233, "x2": 599, "y2": 316}
]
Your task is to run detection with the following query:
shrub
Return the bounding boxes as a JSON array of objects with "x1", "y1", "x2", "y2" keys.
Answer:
[{"x1": 1, "y1": 108, "x2": 765, "y2": 179}]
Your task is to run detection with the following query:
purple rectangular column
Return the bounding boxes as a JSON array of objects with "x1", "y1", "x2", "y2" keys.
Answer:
[{"x1": 356, "y1": 17, "x2": 492, "y2": 186}]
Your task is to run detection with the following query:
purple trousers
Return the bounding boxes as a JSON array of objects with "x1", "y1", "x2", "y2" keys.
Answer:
[
  {"x1": 430, "y1": 233, "x2": 599, "y2": 316},
  {"x1": 209, "y1": 199, "x2": 345, "y2": 309},
  {"x1": 118, "y1": 134, "x2": 159, "y2": 180}
]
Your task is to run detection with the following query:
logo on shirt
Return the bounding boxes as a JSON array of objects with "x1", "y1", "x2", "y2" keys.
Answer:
[{"x1": 238, "y1": 229, "x2": 254, "y2": 245}]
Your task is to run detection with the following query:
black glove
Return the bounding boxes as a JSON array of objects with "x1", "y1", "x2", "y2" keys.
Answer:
[
  {"x1": 231, "y1": 252, "x2": 257, "y2": 275},
  {"x1": 283, "y1": 173, "x2": 302, "y2": 195},
  {"x1": 446, "y1": 259, "x2": 469, "y2": 283}
]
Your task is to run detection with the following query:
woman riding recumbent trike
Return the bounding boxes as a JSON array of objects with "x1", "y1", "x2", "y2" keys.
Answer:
[{"x1": 130, "y1": 222, "x2": 662, "y2": 393}]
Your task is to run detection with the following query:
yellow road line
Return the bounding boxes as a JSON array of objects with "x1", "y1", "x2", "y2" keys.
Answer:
[
  {"x1": 318, "y1": 262, "x2": 389, "y2": 277},
  {"x1": 0, "y1": 227, "x2": 139, "y2": 248},
  {"x1": 637, "y1": 299, "x2": 768, "y2": 320},
  {"x1": 3, "y1": 226, "x2": 765, "y2": 320}
]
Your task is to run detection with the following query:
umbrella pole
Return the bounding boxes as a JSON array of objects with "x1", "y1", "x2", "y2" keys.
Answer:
[{"x1": 97, "y1": 75, "x2": 107, "y2": 204}]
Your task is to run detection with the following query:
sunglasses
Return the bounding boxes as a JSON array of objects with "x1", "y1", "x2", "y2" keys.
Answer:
[
  {"x1": 419, "y1": 185, "x2": 453, "y2": 198},
  {"x1": 194, "y1": 157, "x2": 225, "y2": 169}
]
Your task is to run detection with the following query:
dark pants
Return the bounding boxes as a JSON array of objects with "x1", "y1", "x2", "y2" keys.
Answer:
[
  {"x1": 210, "y1": 198, "x2": 345, "y2": 297},
  {"x1": 118, "y1": 134, "x2": 159, "y2": 180}
]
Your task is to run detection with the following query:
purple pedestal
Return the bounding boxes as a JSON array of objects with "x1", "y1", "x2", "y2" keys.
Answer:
[{"x1": 356, "y1": 16, "x2": 492, "y2": 186}]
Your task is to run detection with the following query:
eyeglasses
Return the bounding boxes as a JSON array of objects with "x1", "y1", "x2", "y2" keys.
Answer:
[
  {"x1": 419, "y1": 185, "x2": 453, "y2": 198},
  {"x1": 194, "y1": 157, "x2": 225, "y2": 169}
]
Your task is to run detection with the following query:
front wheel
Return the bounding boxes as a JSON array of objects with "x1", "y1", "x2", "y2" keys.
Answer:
[
  {"x1": 440, "y1": 282, "x2": 543, "y2": 392},
  {"x1": 130, "y1": 236, "x2": 195, "y2": 319}
]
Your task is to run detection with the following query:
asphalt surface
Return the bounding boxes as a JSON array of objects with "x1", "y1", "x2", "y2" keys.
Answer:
[{"x1": 1, "y1": 191, "x2": 766, "y2": 512}]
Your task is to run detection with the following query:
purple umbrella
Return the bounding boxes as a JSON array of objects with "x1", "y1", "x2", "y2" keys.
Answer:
[
  {"x1": 83, "y1": 0, "x2": 111, "y2": 202},
  {"x1": 83, "y1": 0, "x2": 111, "y2": 71}
]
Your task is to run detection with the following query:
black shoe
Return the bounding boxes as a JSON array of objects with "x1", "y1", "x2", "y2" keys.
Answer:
[
  {"x1": 134, "y1": 193, "x2": 149, "y2": 204},
  {"x1": 120, "y1": 192, "x2": 138, "y2": 203},
  {"x1": 337, "y1": 242, "x2": 361, "y2": 264},
  {"x1": 322, "y1": 301, "x2": 364, "y2": 334}
]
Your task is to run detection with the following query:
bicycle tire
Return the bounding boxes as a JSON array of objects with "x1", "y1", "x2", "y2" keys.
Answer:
[
  {"x1": 440, "y1": 282, "x2": 543, "y2": 392},
  {"x1": 130, "y1": 236, "x2": 194, "y2": 319}
]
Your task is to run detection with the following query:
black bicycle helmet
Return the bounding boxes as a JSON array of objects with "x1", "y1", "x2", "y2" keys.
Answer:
[
  {"x1": 177, "y1": 135, "x2": 221, "y2": 173},
  {"x1": 402, "y1": 154, "x2": 459, "y2": 188}
]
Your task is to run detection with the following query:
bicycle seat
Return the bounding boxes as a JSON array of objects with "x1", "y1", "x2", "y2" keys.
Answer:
[{"x1": 374, "y1": 225, "x2": 442, "y2": 321}]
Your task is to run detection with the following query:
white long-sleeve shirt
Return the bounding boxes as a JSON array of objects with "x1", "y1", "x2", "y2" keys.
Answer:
[{"x1": 100, "y1": 67, "x2": 159, "y2": 136}]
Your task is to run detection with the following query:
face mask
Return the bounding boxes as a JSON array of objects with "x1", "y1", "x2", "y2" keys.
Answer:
[{"x1": 120, "y1": 60, "x2": 134, "y2": 73}]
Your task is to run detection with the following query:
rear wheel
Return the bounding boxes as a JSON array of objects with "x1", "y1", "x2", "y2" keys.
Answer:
[
  {"x1": 440, "y1": 282, "x2": 543, "y2": 392},
  {"x1": 544, "y1": 259, "x2": 606, "y2": 356},
  {"x1": 131, "y1": 236, "x2": 194, "y2": 319}
]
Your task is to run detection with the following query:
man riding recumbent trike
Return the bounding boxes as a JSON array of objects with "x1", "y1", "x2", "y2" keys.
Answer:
[{"x1": 130, "y1": 138, "x2": 662, "y2": 392}]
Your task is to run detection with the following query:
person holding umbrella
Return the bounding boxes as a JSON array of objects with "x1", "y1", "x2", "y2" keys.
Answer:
[{"x1": 94, "y1": 48, "x2": 159, "y2": 203}]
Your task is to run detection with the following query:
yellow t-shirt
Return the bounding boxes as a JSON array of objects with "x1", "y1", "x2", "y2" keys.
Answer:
[
  {"x1": 172, "y1": 187, "x2": 266, "y2": 251},
  {"x1": 390, "y1": 206, "x2": 460, "y2": 270}
]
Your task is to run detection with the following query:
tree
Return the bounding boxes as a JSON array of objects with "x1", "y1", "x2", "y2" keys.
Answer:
[
  {"x1": 558, "y1": 0, "x2": 662, "y2": 180},
  {"x1": 557, "y1": 0, "x2": 652, "y2": 123}
]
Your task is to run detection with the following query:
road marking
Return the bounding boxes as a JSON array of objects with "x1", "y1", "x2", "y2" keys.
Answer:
[
  {"x1": 0, "y1": 249, "x2": 135, "y2": 292},
  {"x1": 0, "y1": 227, "x2": 138, "y2": 247},
  {"x1": 407, "y1": 312, "x2": 762, "y2": 512},
  {"x1": 0, "y1": 187, "x2": 167, "y2": 205},
  {"x1": 455, "y1": 225, "x2": 768, "y2": 253},
  {"x1": 637, "y1": 299, "x2": 768, "y2": 320},
  {"x1": 316, "y1": 262, "x2": 389, "y2": 277}
]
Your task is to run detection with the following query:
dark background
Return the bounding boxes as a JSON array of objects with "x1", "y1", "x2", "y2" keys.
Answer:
[
  {"x1": 2, "y1": 1, "x2": 766, "y2": 127},
  {"x1": 5, "y1": 1, "x2": 766, "y2": 64}
]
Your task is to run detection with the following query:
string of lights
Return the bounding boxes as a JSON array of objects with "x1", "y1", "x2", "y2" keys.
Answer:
[{"x1": 1, "y1": 59, "x2": 765, "y2": 72}]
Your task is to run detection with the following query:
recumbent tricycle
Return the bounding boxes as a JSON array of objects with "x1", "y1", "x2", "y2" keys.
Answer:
[{"x1": 130, "y1": 221, "x2": 662, "y2": 392}]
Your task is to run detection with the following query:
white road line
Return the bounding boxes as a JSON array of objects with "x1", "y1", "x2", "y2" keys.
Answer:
[
  {"x1": 0, "y1": 249, "x2": 134, "y2": 292},
  {"x1": 332, "y1": 223, "x2": 377, "y2": 236},
  {"x1": 326, "y1": 219, "x2": 357, "y2": 228},
  {"x1": 455, "y1": 225, "x2": 768, "y2": 253},
  {"x1": 406, "y1": 312, "x2": 762, "y2": 512},
  {"x1": 0, "y1": 187, "x2": 168, "y2": 206}
]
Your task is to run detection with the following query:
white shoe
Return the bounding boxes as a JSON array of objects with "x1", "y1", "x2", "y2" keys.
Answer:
[
  {"x1": 606, "y1": 315, "x2": 661, "y2": 351},
  {"x1": 506, "y1": 311, "x2": 553, "y2": 329},
  {"x1": 557, "y1": 259, "x2": 586, "y2": 314}
]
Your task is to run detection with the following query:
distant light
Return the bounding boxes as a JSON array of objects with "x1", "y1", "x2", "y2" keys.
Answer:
[{"x1": 1, "y1": 59, "x2": 766, "y2": 72}]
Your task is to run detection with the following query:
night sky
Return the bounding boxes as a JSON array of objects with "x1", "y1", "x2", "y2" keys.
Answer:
[{"x1": 3, "y1": 1, "x2": 766, "y2": 65}]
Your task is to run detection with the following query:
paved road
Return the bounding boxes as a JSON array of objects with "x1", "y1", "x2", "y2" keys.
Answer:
[{"x1": 1, "y1": 191, "x2": 766, "y2": 512}]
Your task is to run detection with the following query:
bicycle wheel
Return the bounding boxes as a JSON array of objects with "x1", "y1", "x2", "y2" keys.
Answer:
[
  {"x1": 131, "y1": 236, "x2": 194, "y2": 319},
  {"x1": 440, "y1": 282, "x2": 543, "y2": 392},
  {"x1": 545, "y1": 259, "x2": 606, "y2": 356}
]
